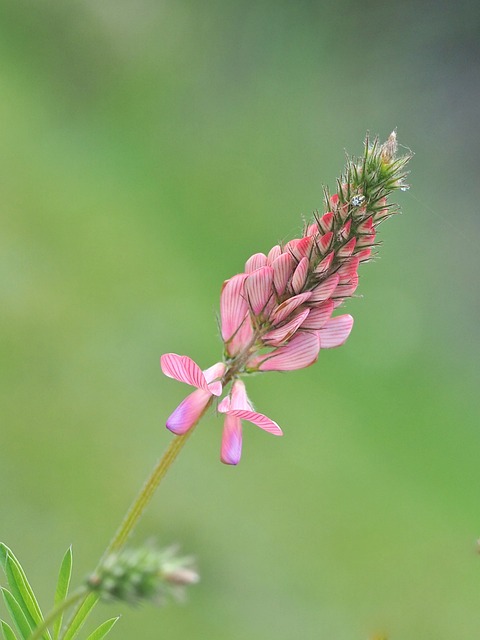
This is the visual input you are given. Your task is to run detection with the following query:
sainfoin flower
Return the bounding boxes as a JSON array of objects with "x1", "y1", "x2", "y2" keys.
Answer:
[{"x1": 161, "y1": 132, "x2": 411, "y2": 464}]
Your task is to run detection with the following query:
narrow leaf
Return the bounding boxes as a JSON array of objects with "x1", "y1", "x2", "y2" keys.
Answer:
[
  {"x1": 0, "y1": 620, "x2": 18, "y2": 640},
  {"x1": 61, "y1": 594, "x2": 98, "y2": 640},
  {"x1": 53, "y1": 548, "x2": 73, "y2": 640},
  {"x1": 1, "y1": 589, "x2": 31, "y2": 640},
  {"x1": 84, "y1": 617, "x2": 120, "y2": 640},
  {"x1": 0, "y1": 544, "x2": 51, "y2": 640}
]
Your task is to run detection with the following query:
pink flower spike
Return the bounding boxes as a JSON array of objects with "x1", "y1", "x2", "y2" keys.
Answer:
[
  {"x1": 291, "y1": 257, "x2": 309, "y2": 294},
  {"x1": 244, "y1": 266, "x2": 274, "y2": 316},
  {"x1": 272, "y1": 253, "x2": 295, "y2": 296},
  {"x1": 220, "y1": 273, "x2": 249, "y2": 342},
  {"x1": 252, "y1": 331, "x2": 320, "y2": 371},
  {"x1": 245, "y1": 253, "x2": 268, "y2": 274},
  {"x1": 318, "y1": 314, "x2": 354, "y2": 348},
  {"x1": 160, "y1": 353, "x2": 213, "y2": 393},
  {"x1": 166, "y1": 387, "x2": 212, "y2": 435}
]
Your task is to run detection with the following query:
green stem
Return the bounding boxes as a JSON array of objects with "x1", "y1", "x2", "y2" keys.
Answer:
[
  {"x1": 28, "y1": 589, "x2": 86, "y2": 640},
  {"x1": 60, "y1": 407, "x2": 207, "y2": 640}
]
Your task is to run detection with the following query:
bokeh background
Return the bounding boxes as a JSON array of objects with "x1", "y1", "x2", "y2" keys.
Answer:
[{"x1": 1, "y1": 1, "x2": 480, "y2": 639}]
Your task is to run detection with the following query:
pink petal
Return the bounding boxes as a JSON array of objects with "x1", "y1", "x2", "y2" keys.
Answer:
[
  {"x1": 318, "y1": 212, "x2": 334, "y2": 232},
  {"x1": 334, "y1": 273, "x2": 359, "y2": 299},
  {"x1": 305, "y1": 223, "x2": 318, "y2": 237},
  {"x1": 316, "y1": 231, "x2": 333, "y2": 254},
  {"x1": 339, "y1": 220, "x2": 351, "y2": 239},
  {"x1": 221, "y1": 414, "x2": 243, "y2": 465},
  {"x1": 301, "y1": 299, "x2": 334, "y2": 329},
  {"x1": 272, "y1": 253, "x2": 295, "y2": 296},
  {"x1": 160, "y1": 353, "x2": 210, "y2": 392},
  {"x1": 267, "y1": 244, "x2": 282, "y2": 265},
  {"x1": 227, "y1": 409, "x2": 283, "y2": 436},
  {"x1": 357, "y1": 248, "x2": 372, "y2": 261},
  {"x1": 337, "y1": 256, "x2": 360, "y2": 281},
  {"x1": 229, "y1": 379, "x2": 253, "y2": 411},
  {"x1": 245, "y1": 253, "x2": 268, "y2": 274},
  {"x1": 263, "y1": 308, "x2": 310, "y2": 346},
  {"x1": 330, "y1": 194, "x2": 339, "y2": 208},
  {"x1": 318, "y1": 314, "x2": 354, "y2": 348},
  {"x1": 357, "y1": 216, "x2": 374, "y2": 233},
  {"x1": 357, "y1": 233, "x2": 376, "y2": 248},
  {"x1": 220, "y1": 274, "x2": 249, "y2": 342},
  {"x1": 227, "y1": 312, "x2": 254, "y2": 357},
  {"x1": 314, "y1": 251, "x2": 334, "y2": 275},
  {"x1": 244, "y1": 266, "x2": 274, "y2": 316},
  {"x1": 203, "y1": 362, "x2": 226, "y2": 397},
  {"x1": 291, "y1": 257, "x2": 309, "y2": 294},
  {"x1": 337, "y1": 237, "x2": 357, "y2": 258},
  {"x1": 166, "y1": 388, "x2": 212, "y2": 435},
  {"x1": 270, "y1": 291, "x2": 312, "y2": 324},
  {"x1": 252, "y1": 331, "x2": 320, "y2": 371},
  {"x1": 286, "y1": 236, "x2": 313, "y2": 261},
  {"x1": 309, "y1": 273, "x2": 340, "y2": 303}
]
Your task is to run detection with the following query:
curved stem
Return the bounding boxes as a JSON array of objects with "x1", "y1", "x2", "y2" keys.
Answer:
[
  {"x1": 28, "y1": 588, "x2": 86, "y2": 640},
  {"x1": 101, "y1": 425, "x2": 198, "y2": 560},
  {"x1": 60, "y1": 409, "x2": 207, "y2": 640}
]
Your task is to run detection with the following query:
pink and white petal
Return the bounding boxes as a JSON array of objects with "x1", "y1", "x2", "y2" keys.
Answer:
[
  {"x1": 339, "y1": 220, "x2": 351, "y2": 239},
  {"x1": 318, "y1": 314, "x2": 354, "y2": 348},
  {"x1": 253, "y1": 331, "x2": 320, "y2": 371},
  {"x1": 357, "y1": 216, "x2": 374, "y2": 233},
  {"x1": 270, "y1": 291, "x2": 312, "y2": 324},
  {"x1": 203, "y1": 362, "x2": 225, "y2": 396},
  {"x1": 316, "y1": 231, "x2": 333, "y2": 253},
  {"x1": 160, "y1": 353, "x2": 210, "y2": 391},
  {"x1": 305, "y1": 223, "x2": 319, "y2": 237},
  {"x1": 166, "y1": 388, "x2": 212, "y2": 435},
  {"x1": 334, "y1": 273, "x2": 359, "y2": 299},
  {"x1": 337, "y1": 237, "x2": 357, "y2": 258},
  {"x1": 357, "y1": 248, "x2": 372, "y2": 261},
  {"x1": 267, "y1": 244, "x2": 282, "y2": 265},
  {"x1": 318, "y1": 212, "x2": 334, "y2": 232},
  {"x1": 229, "y1": 379, "x2": 254, "y2": 411},
  {"x1": 263, "y1": 308, "x2": 310, "y2": 346},
  {"x1": 244, "y1": 266, "x2": 274, "y2": 315},
  {"x1": 245, "y1": 253, "x2": 268, "y2": 273},
  {"x1": 217, "y1": 395, "x2": 231, "y2": 413},
  {"x1": 228, "y1": 409, "x2": 283, "y2": 436},
  {"x1": 291, "y1": 257, "x2": 309, "y2": 294},
  {"x1": 286, "y1": 236, "x2": 313, "y2": 261},
  {"x1": 220, "y1": 273, "x2": 249, "y2": 342},
  {"x1": 337, "y1": 256, "x2": 360, "y2": 281},
  {"x1": 226, "y1": 311, "x2": 254, "y2": 356},
  {"x1": 301, "y1": 299, "x2": 334, "y2": 330},
  {"x1": 221, "y1": 414, "x2": 243, "y2": 465},
  {"x1": 310, "y1": 274, "x2": 340, "y2": 303},
  {"x1": 314, "y1": 251, "x2": 334, "y2": 275},
  {"x1": 272, "y1": 253, "x2": 295, "y2": 296},
  {"x1": 357, "y1": 233, "x2": 376, "y2": 248}
]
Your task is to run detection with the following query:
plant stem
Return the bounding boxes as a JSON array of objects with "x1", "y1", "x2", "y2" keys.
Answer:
[
  {"x1": 28, "y1": 588, "x2": 86, "y2": 640},
  {"x1": 60, "y1": 408, "x2": 207, "y2": 640},
  {"x1": 101, "y1": 425, "x2": 198, "y2": 560}
]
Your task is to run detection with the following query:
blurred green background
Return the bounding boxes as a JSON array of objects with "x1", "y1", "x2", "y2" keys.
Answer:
[{"x1": 1, "y1": 1, "x2": 479, "y2": 638}]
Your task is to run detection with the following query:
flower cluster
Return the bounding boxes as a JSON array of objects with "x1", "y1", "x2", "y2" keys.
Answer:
[
  {"x1": 86, "y1": 546, "x2": 199, "y2": 606},
  {"x1": 161, "y1": 133, "x2": 411, "y2": 464}
]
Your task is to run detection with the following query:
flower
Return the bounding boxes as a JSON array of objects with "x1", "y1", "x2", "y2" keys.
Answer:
[
  {"x1": 160, "y1": 354, "x2": 225, "y2": 434},
  {"x1": 161, "y1": 133, "x2": 411, "y2": 463},
  {"x1": 217, "y1": 380, "x2": 282, "y2": 465}
]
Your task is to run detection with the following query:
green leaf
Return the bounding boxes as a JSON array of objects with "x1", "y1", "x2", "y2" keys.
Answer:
[
  {"x1": 61, "y1": 593, "x2": 98, "y2": 640},
  {"x1": 53, "y1": 548, "x2": 73, "y2": 640},
  {"x1": 0, "y1": 620, "x2": 18, "y2": 640},
  {"x1": 1, "y1": 588, "x2": 32, "y2": 640},
  {"x1": 0, "y1": 544, "x2": 51, "y2": 640},
  {"x1": 84, "y1": 617, "x2": 119, "y2": 640}
]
